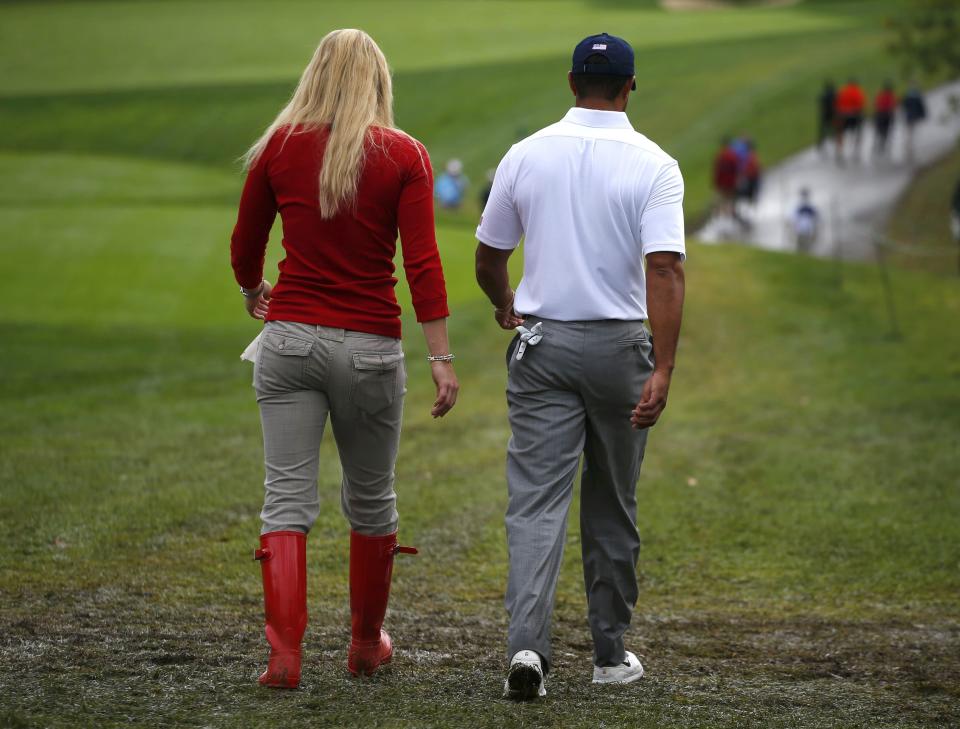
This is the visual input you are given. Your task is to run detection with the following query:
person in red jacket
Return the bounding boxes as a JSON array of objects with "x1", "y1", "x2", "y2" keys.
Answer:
[
  {"x1": 834, "y1": 77, "x2": 866, "y2": 162},
  {"x1": 713, "y1": 136, "x2": 740, "y2": 220},
  {"x1": 230, "y1": 29, "x2": 459, "y2": 688},
  {"x1": 873, "y1": 81, "x2": 897, "y2": 157}
]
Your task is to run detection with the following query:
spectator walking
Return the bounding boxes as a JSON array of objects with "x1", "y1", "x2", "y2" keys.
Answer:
[
  {"x1": 873, "y1": 81, "x2": 897, "y2": 157},
  {"x1": 730, "y1": 135, "x2": 750, "y2": 167},
  {"x1": 713, "y1": 136, "x2": 740, "y2": 223},
  {"x1": 479, "y1": 168, "x2": 495, "y2": 209},
  {"x1": 954, "y1": 176, "x2": 960, "y2": 220},
  {"x1": 835, "y1": 77, "x2": 866, "y2": 162},
  {"x1": 435, "y1": 158, "x2": 470, "y2": 210},
  {"x1": 902, "y1": 84, "x2": 928, "y2": 163},
  {"x1": 791, "y1": 188, "x2": 819, "y2": 254},
  {"x1": 736, "y1": 139, "x2": 761, "y2": 207},
  {"x1": 817, "y1": 80, "x2": 836, "y2": 152}
]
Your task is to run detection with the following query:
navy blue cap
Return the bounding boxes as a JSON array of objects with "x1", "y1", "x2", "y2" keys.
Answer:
[{"x1": 572, "y1": 32, "x2": 635, "y2": 78}]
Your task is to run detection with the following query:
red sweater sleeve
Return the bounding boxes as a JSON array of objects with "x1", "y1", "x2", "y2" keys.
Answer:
[
  {"x1": 398, "y1": 141, "x2": 449, "y2": 322},
  {"x1": 230, "y1": 147, "x2": 277, "y2": 290}
]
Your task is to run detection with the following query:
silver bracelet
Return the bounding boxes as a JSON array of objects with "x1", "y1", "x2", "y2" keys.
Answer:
[
  {"x1": 240, "y1": 281, "x2": 264, "y2": 298},
  {"x1": 426, "y1": 353, "x2": 456, "y2": 362}
]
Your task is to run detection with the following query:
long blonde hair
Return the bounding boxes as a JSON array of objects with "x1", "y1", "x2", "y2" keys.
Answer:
[{"x1": 244, "y1": 29, "x2": 395, "y2": 218}]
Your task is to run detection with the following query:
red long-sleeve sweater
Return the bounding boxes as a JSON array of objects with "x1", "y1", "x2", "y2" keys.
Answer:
[{"x1": 230, "y1": 125, "x2": 449, "y2": 339}]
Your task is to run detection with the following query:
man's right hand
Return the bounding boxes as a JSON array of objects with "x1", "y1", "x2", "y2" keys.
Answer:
[
  {"x1": 476, "y1": 243, "x2": 521, "y2": 330},
  {"x1": 495, "y1": 305, "x2": 524, "y2": 330},
  {"x1": 494, "y1": 291, "x2": 524, "y2": 330},
  {"x1": 631, "y1": 368, "x2": 672, "y2": 429}
]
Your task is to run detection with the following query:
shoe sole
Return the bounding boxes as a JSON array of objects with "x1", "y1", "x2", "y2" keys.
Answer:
[{"x1": 505, "y1": 664, "x2": 543, "y2": 700}]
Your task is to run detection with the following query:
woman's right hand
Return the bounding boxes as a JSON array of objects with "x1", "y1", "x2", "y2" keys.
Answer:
[{"x1": 430, "y1": 361, "x2": 459, "y2": 418}]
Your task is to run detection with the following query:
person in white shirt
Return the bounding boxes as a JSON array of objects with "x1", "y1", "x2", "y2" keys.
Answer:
[
  {"x1": 792, "y1": 188, "x2": 820, "y2": 254},
  {"x1": 475, "y1": 32, "x2": 685, "y2": 701}
]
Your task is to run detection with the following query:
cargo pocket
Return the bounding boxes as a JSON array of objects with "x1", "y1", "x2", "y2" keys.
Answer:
[
  {"x1": 255, "y1": 331, "x2": 313, "y2": 391},
  {"x1": 351, "y1": 351, "x2": 404, "y2": 415}
]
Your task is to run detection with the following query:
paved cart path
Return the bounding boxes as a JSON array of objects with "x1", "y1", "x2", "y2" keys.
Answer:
[{"x1": 696, "y1": 80, "x2": 960, "y2": 259}]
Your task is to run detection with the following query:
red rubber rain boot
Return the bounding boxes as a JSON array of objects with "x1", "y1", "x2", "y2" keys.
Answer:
[
  {"x1": 254, "y1": 530, "x2": 307, "y2": 688},
  {"x1": 347, "y1": 530, "x2": 417, "y2": 677}
]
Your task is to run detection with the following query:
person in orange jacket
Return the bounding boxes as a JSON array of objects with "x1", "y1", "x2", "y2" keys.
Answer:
[{"x1": 834, "y1": 77, "x2": 866, "y2": 162}]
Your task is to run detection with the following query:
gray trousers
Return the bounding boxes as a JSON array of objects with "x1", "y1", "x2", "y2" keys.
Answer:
[
  {"x1": 253, "y1": 320, "x2": 406, "y2": 536},
  {"x1": 504, "y1": 317, "x2": 654, "y2": 672}
]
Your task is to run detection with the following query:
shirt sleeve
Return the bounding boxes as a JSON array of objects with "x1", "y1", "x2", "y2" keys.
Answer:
[
  {"x1": 398, "y1": 140, "x2": 450, "y2": 323},
  {"x1": 475, "y1": 148, "x2": 523, "y2": 249},
  {"x1": 640, "y1": 162, "x2": 686, "y2": 260},
  {"x1": 230, "y1": 147, "x2": 277, "y2": 290}
]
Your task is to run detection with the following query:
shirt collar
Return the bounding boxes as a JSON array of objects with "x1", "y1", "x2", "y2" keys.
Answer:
[{"x1": 562, "y1": 107, "x2": 633, "y2": 130}]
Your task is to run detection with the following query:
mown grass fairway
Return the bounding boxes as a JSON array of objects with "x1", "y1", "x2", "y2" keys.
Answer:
[{"x1": 1, "y1": 1, "x2": 958, "y2": 727}]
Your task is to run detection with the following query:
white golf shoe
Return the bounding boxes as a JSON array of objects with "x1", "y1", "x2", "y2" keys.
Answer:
[
  {"x1": 503, "y1": 650, "x2": 547, "y2": 700},
  {"x1": 592, "y1": 651, "x2": 644, "y2": 684}
]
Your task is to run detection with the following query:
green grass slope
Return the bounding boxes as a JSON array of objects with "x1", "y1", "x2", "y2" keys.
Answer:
[
  {"x1": 0, "y1": 0, "x2": 856, "y2": 95},
  {"x1": 887, "y1": 145, "x2": 960, "y2": 275},
  {"x1": 1, "y1": 151, "x2": 959, "y2": 727},
  {"x1": 0, "y1": 1, "x2": 899, "y2": 220},
  {"x1": 1, "y1": 1, "x2": 957, "y2": 727}
]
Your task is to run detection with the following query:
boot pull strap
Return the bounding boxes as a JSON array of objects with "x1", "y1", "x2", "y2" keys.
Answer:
[
  {"x1": 254, "y1": 547, "x2": 271, "y2": 561},
  {"x1": 393, "y1": 545, "x2": 418, "y2": 556}
]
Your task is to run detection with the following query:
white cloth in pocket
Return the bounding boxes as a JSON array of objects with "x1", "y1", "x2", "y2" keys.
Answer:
[{"x1": 240, "y1": 332, "x2": 262, "y2": 362}]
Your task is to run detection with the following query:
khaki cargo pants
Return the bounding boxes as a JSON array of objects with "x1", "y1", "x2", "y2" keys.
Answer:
[{"x1": 253, "y1": 320, "x2": 406, "y2": 536}]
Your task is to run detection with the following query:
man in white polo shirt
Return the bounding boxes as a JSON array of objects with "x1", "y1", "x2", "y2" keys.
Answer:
[{"x1": 475, "y1": 32, "x2": 685, "y2": 701}]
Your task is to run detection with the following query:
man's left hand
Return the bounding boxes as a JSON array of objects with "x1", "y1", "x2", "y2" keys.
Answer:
[{"x1": 631, "y1": 368, "x2": 671, "y2": 429}]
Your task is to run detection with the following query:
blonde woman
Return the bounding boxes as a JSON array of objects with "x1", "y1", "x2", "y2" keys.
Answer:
[{"x1": 230, "y1": 29, "x2": 458, "y2": 687}]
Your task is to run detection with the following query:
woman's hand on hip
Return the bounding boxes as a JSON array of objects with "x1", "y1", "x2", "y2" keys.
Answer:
[
  {"x1": 244, "y1": 280, "x2": 272, "y2": 320},
  {"x1": 430, "y1": 361, "x2": 459, "y2": 418}
]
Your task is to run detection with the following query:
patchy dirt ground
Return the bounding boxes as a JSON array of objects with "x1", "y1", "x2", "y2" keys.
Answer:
[{"x1": 2, "y1": 586, "x2": 957, "y2": 728}]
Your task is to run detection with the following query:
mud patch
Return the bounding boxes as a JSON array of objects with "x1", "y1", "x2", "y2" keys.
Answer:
[{"x1": 0, "y1": 588, "x2": 957, "y2": 727}]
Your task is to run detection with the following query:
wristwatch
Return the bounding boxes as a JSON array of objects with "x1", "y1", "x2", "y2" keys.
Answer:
[{"x1": 240, "y1": 282, "x2": 264, "y2": 298}]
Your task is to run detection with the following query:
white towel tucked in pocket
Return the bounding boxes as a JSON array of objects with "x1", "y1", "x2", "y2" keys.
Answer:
[{"x1": 240, "y1": 332, "x2": 262, "y2": 362}]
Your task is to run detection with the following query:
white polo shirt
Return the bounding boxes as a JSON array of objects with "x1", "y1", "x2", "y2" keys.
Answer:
[{"x1": 476, "y1": 107, "x2": 685, "y2": 321}]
